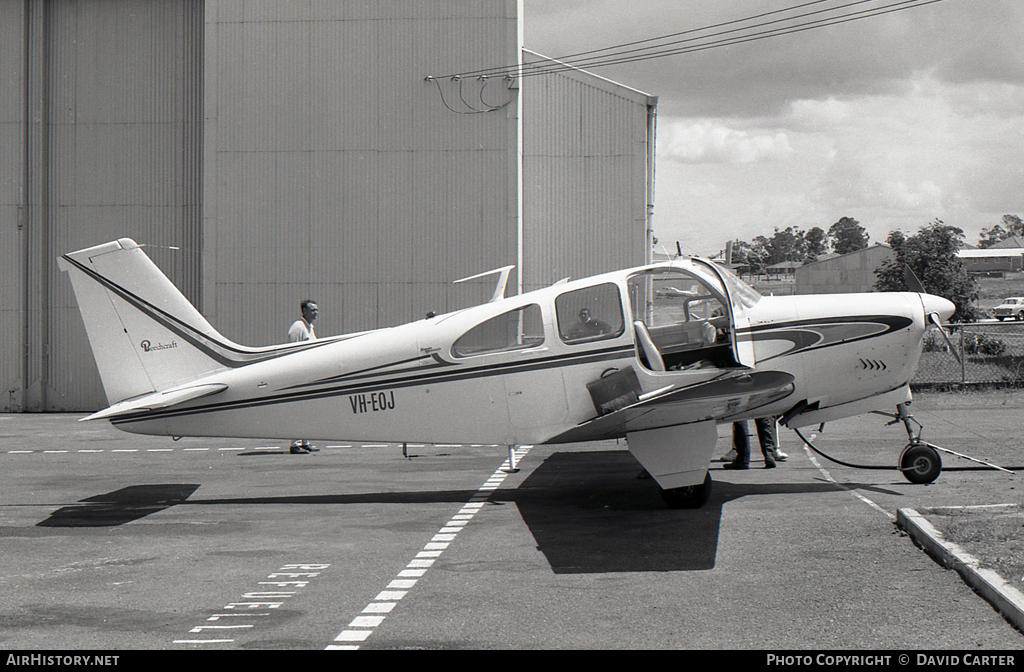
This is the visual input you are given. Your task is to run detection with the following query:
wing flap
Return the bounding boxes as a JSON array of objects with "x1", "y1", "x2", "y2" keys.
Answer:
[{"x1": 546, "y1": 371, "x2": 796, "y2": 444}]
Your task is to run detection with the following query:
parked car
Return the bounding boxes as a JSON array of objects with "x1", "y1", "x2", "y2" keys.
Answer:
[{"x1": 993, "y1": 297, "x2": 1024, "y2": 321}]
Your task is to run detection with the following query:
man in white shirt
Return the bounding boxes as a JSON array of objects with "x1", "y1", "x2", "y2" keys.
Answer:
[
  {"x1": 288, "y1": 300, "x2": 319, "y2": 453},
  {"x1": 288, "y1": 299, "x2": 318, "y2": 343}
]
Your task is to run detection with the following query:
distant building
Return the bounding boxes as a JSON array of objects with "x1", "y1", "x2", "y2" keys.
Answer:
[
  {"x1": 795, "y1": 244, "x2": 894, "y2": 294},
  {"x1": 765, "y1": 261, "x2": 801, "y2": 278},
  {"x1": 957, "y1": 237, "x2": 1024, "y2": 274}
]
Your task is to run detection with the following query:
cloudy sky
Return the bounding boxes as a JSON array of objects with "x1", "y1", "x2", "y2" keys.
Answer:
[{"x1": 522, "y1": 0, "x2": 1024, "y2": 257}]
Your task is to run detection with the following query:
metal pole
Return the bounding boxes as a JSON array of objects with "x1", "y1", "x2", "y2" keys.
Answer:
[
  {"x1": 959, "y1": 327, "x2": 965, "y2": 384},
  {"x1": 20, "y1": 0, "x2": 31, "y2": 411},
  {"x1": 645, "y1": 99, "x2": 657, "y2": 267},
  {"x1": 39, "y1": 0, "x2": 50, "y2": 410}
]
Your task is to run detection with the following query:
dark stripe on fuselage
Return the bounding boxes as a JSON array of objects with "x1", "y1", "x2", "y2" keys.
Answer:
[
  {"x1": 279, "y1": 353, "x2": 445, "y2": 390},
  {"x1": 742, "y1": 315, "x2": 913, "y2": 362},
  {"x1": 110, "y1": 343, "x2": 637, "y2": 426}
]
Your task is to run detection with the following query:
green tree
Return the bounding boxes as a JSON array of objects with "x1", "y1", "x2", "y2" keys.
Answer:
[
  {"x1": 803, "y1": 226, "x2": 828, "y2": 262},
  {"x1": 751, "y1": 227, "x2": 807, "y2": 266},
  {"x1": 874, "y1": 219, "x2": 978, "y2": 322},
  {"x1": 828, "y1": 217, "x2": 869, "y2": 255},
  {"x1": 977, "y1": 214, "x2": 1024, "y2": 248}
]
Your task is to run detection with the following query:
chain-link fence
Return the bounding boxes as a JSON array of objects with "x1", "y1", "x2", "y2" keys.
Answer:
[{"x1": 913, "y1": 323, "x2": 1024, "y2": 386}]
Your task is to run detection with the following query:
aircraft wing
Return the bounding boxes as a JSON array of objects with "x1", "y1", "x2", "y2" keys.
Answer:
[
  {"x1": 82, "y1": 383, "x2": 229, "y2": 421},
  {"x1": 545, "y1": 370, "x2": 796, "y2": 444}
]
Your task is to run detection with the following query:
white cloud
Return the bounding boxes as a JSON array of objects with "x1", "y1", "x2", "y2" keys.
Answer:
[
  {"x1": 788, "y1": 98, "x2": 852, "y2": 129},
  {"x1": 659, "y1": 120, "x2": 793, "y2": 164},
  {"x1": 524, "y1": 1, "x2": 1024, "y2": 256}
]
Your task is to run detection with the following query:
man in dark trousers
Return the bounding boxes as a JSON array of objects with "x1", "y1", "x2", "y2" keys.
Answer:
[{"x1": 723, "y1": 417, "x2": 781, "y2": 469}]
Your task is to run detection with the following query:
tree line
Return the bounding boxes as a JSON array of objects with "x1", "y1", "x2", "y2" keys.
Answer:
[
  {"x1": 977, "y1": 215, "x2": 1024, "y2": 249},
  {"x1": 722, "y1": 214, "x2": 1023, "y2": 322},
  {"x1": 724, "y1": 216, "x2": 870, "y2": 270},
  {"x1": 726, "y1": 214, "x2": 1024, "y2": 270}
]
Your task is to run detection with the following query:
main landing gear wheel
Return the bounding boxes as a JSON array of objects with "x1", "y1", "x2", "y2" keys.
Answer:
[
  {"x1": 900, "y1": 443, "x2": 942, "y2": 484},
  {"x1": 660, "y1": 472, "x2": 713, "y2": 509}
]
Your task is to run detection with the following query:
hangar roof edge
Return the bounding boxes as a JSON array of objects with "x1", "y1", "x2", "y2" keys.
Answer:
[{"x1": 521, "y1": 48, "x2": 658, "y2": 106}]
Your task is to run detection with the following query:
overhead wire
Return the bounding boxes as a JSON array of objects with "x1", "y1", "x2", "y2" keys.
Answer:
[
  {"x1": 521, "y1": 0, "x2": 949, "y2": 77},
  {"x1": 525, "y1": 0, "x2": 945, "y2": 76},
  {"x1": 464, "y1": 0, "x2": 888, "y2": 78},
  {"x1": 429, "y1": 0, "x2": 953, "y2": 81}
]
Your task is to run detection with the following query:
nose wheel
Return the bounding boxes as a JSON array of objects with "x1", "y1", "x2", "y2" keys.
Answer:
[{"x1": 899, "y1": 442, "x2": 942, "y2": 484}]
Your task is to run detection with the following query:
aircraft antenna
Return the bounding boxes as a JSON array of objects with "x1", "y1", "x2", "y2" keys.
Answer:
[{"x1": 453, "y1": 265, "x2": 516, "y2": 302}]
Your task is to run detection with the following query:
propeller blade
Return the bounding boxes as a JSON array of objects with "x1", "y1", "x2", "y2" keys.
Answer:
[
  {"x1": 928, "y1": 312, "x2": 961, "y2": 365},
  {"x1": 904, "y1": 265, "x2": 926, "y2": 293}
]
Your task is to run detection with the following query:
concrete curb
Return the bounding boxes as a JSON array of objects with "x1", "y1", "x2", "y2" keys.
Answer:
[{"x1": 897, "y1": 508, "x2": 1024, "y2": 633}]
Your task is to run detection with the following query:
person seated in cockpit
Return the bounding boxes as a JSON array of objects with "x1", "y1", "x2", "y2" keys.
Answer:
[
  {"x1": 566, "y1": 308, "x2": 611, "y2": 341},
  {"x1": 707, "y1": 307, "x2": 730, "y2": 344}
]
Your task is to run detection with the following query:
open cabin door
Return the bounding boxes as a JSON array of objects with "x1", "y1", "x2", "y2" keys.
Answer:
[{"x1": 627, "y1": 262, "x2": 760, "y2": 371}]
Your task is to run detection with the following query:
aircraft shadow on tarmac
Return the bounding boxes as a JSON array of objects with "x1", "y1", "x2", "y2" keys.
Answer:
[
  {"x1": 495, "y1": 450, "x2": 853, "y2": 574},
  {"x1": 37, "y1": 484, "x2": 201, "y2": 528},
  {"x1": 33, "y1": 451, "x2": 897, "y2": 575}
]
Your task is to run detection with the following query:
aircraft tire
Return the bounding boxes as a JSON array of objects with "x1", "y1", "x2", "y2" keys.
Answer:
[
  {"x1": 660, "y1": 472, "x2": 713, "y2": 509},
  {"x1": 900, "y1": 444, "x2": 942, "y2": 484}
]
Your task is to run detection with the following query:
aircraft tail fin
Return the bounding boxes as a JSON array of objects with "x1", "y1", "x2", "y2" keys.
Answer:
[{"x1": 58, "y1": 239, "x2": 246, "y2": 406}]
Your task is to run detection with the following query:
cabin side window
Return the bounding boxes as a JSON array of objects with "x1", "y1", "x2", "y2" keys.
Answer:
[
  {"x1": 451, "y1": 304, "x2": 545, "y2": 358},
  {"x1": 556, "y1": 283, "x2": 625, "y2": 344}
]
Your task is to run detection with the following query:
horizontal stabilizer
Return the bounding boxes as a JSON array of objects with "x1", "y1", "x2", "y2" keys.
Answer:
[{"x1": 82, "y1": 383, "x2": 228, "y2": 421}]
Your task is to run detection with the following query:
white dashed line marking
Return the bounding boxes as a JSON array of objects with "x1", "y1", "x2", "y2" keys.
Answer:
[
  {"x1": 6, "y1": 442, "x2": 461, "y2": 456},
  {"x1": 929, "y1": 503, "x2": 1016, "y2": 510},
  {"x1": 801, "y1": 434, "x2": 895, "y2": 521},
  {"x1": 326, "y1": 446, "x2": 532, "y2": 650}
]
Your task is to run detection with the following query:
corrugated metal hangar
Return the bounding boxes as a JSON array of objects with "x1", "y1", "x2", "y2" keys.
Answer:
[{"x1": 1, "y1": 0, "x2": 657, "y2": 411}]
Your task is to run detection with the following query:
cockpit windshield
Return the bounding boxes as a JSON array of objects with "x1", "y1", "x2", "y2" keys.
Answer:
[{"x1": 711, "y1": 263, "x2": 762, "y2": 309}]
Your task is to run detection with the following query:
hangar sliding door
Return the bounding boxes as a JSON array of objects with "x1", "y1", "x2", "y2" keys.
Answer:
[{"x1": 7, "y1": 0, "x2": 203, "y2": 411}]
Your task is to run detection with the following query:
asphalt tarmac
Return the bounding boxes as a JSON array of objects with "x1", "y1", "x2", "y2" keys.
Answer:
[{"x1": 2, "y1": 390, "x2": 1023, "y2": 651}]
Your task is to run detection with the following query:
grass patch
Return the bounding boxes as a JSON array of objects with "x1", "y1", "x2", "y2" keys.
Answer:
[{"x1": 922, "y1": 505, "x2": 1024, "y2": 587}]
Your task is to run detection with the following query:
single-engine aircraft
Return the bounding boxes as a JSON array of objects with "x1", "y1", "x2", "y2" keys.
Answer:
[{"x1": 60, "y1": 239, "x2": 956, "y2": 508}]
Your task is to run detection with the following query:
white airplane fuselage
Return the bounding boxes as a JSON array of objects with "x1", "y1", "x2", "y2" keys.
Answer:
[
  {"x1": 60, "y1": 239, "x2": 954, "y2": 496},
  {"x1": 100, "y1": 270, "x2": 933, "y2": 446}
]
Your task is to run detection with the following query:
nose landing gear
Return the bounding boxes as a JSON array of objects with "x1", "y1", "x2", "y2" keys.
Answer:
[
  {"x1": 892, "y1": 403, "x2": 942, "y2": 484},
  {"x1": 891, "y1": 403, "x2": 1011, "y2": 484},
  {"x1": 795, "y1": 402, "x2": 1013, "y2": 484}
]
